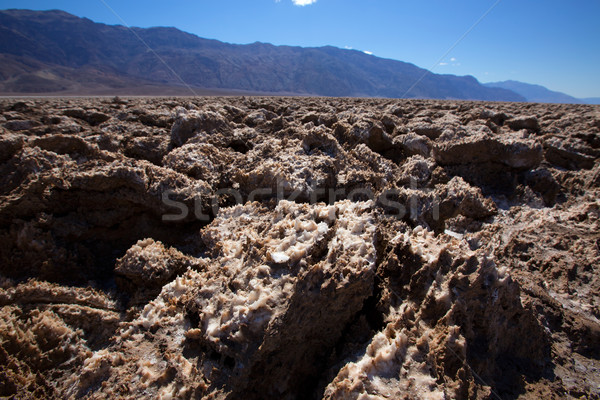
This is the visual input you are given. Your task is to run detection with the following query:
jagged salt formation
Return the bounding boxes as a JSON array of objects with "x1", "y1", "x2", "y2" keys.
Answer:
[
  {"x1": 324, "y1": 227, "x2": 547, "y2": 399},
  {"x1": 64, "y1": 200, "x2": 376, "y2": 399},
  {"x1": 0, "y1": 97, "x2": 598, "y2": 399}
]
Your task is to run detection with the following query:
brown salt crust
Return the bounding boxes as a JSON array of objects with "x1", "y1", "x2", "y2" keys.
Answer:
[{"x1": 0, "y1": 97, "x2": 598, "y2": 399}]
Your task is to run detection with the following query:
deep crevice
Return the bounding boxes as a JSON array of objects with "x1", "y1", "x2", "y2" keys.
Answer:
[
  {"x1": 306, "y1": 276, "x2": 387, "y2": 400},
  {"x1": 228, "y1": 139, "x2": 252, "y2": 154},
  {"x1": 1, "y1": 211, "x2": 207, "y2": 291}
]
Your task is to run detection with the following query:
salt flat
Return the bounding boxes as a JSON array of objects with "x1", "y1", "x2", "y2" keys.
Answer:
[{"x1": 0, "y1": 96, "x2": 598, "y2": 399}]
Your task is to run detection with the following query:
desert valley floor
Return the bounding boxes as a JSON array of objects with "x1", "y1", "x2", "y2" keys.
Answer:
[{"x1": 0, "y1": 96, "x2": 599, "y2": 399}]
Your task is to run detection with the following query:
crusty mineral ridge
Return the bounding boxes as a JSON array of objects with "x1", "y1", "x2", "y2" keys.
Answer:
[
  {"x1": 0, "y1": 97, "x2": 599, "y2": 399},
  {"x1": 323, "y1": 227, "x2": 547, "y2": 400}
]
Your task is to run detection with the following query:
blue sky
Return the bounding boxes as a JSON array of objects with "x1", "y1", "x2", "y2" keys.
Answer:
[{"x1": 3, "y1": 0, "x2": 599, "y2": 98}]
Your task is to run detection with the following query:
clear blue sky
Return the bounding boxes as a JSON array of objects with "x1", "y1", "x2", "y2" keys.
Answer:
[{"x1": 3, "y1": 0, "x2": 599, "y2": 98}]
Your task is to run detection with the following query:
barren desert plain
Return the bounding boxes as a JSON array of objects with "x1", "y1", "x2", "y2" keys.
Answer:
[{"x1": 0, "y1": 96, "x2": 599, "y2": 399}]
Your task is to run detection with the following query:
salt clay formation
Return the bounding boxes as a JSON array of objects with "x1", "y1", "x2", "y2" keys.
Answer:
[{"x1": 0, "y1": 97, "x2": 599, "y2": 399}]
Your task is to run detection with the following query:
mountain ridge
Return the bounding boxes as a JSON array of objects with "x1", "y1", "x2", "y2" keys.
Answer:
[
  {"x1": 0, "y1": 9, "x2": 526, "y2": 101},
  {"x1": 484, "y1": 80, "x2": 597, "y2": 104}
]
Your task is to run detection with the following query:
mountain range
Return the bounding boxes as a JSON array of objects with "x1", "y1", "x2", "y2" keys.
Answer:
[
  {"x1": 0, "y1": 9, "x2": 595, "y2": 103},
  {"x1": 0, "y1": 9, "x2": 526, "y2": 100},
  {"x1": 484, "y1": 80, "x2": 600, "y2": 105}
]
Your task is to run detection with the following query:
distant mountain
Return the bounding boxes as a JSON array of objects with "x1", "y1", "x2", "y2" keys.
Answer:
[
  {"x1": 0, "y1": 9, "x2": 525, "y2": 101},
  {"x1": 484, "y1": 80, "x2": 588, "y2": 104},
  {"x1": 581, "y1": 98, "x2": 600, "y2": 105}
]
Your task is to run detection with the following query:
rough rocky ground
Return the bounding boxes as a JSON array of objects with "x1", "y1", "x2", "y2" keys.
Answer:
[{"x1": 0, "y1": 96, "x2": 598, "y2": 399}]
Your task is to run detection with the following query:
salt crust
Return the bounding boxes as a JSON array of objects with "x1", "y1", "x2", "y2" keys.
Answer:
[
  {"x1": 72, "y1": 199, "x2": 376, "y2": 398},
  {"x1": 325, "y1": 226, "x2": 511, "y2": 399}
]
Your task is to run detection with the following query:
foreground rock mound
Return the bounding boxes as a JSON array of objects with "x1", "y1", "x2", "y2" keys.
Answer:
[
  {"x1": 0, "y1": 97, "x2": 599, "y2": 399},
  {"x1": 325, "y1": 227, "x2": 548, "y2": 399},
  {"x1": 71, "y1": 200, "x2": 375, "y2": 399}
]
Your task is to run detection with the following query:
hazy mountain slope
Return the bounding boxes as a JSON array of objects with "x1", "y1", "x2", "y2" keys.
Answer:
[
  {"x1": 0, "y1": 9, "x2": 525, "y2": 101},
  {"x1": 581, "y1": 97, "x2": 600, "y2": 105},
  {"x1": 484, "y1": 80, "x2": 582, "y2": 104}
]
